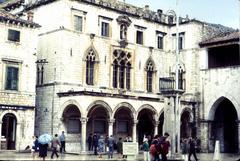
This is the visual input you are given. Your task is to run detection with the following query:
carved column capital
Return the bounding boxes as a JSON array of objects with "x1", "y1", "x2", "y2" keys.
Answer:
[{"x1": 80, "y1": 117, "x2": 88, "y2": 124}]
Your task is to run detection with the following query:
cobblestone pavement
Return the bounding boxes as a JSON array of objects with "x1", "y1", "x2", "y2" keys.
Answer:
[{"x1": 0, "y1": 151, "x2": 239, "y2": 161}]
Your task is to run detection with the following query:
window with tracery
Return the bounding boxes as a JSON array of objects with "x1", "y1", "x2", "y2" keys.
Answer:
[
  {"x1": 86, "y1": 49, "x2": 96, "y2": 85},
  {"x1": 112, "y1": 50, "x2": 132, "y2": 90},
  {"x1": 146, "y1": 60, "x2": 154, "y2": 92}
]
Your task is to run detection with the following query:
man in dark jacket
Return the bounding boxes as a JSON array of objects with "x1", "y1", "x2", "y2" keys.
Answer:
[{"x1": 188, "y1": 137, "x2": 199, "y2": 161}]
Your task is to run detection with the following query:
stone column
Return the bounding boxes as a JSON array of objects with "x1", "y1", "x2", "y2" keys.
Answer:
[
  {"x1": 16, "y1": 122, "x2": 21, "y2": 151},
  {"x1": 80, "y1": 118, "x2": 87, "y2": 152},
  {"x1": 0, "y1": 121, "x2": 2, "y2": 150},
  {"x1": 132, "y1": 120, "x2": 138, "y2": 142},
  {"x1": 108, "y1": 119, "x2": 115, "y2": 136},
  {"x1": 154, "y1": 121, "x2": 159, "y2": 136}
]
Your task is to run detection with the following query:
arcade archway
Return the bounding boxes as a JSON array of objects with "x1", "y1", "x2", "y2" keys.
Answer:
[
  {"x1": 137, "y1": 109, "x2": 155, "y2": 144},
  {"x1": 211, "y1": 98, "x2": 238, "y2": 153},
  {"x1": 180, "y1": 110, "x2": 192, "y2": 139}
]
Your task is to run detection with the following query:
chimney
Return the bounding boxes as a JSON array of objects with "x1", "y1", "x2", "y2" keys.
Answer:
[
  {"x1": 144, "y1": 5, "x2": 149, "y2": 11},
  {"x1": 27, "y1": 11, "x2": 34, "y2": 22}
]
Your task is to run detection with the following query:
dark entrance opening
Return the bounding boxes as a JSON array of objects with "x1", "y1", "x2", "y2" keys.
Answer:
[
  {"x1": 180, "y1": 111, "x2": 191, "y2": 139},
  {"x1": 137, "y1": 109, "x2": 154, "y2": 144},
  {"x1": 87, "y1": 106, "x2": 109, "y2": 136},
  {"x1": 114, "y1": 108, "x2": 133, "y2": 139},
  {"x1": 158, "y1": 112, "x2": 164, "y2": 136},
  {"x1": 1, "y1": 113, "x2": 17, "y2": 150},
  {"x1": 212, "y1": 98, "x2": 238, "y2": 153}
]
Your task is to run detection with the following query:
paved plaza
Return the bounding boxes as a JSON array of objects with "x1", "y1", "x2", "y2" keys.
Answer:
[{"x1": 0, "y1": 151, "x2": 239, "y2": 161}]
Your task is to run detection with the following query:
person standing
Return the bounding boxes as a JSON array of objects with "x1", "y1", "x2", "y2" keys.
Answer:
[
  {"x1": 107, "y1": 135, "x2": 115, "y2": 159},
  {"x1": 59, "y1": 131, "x2": 66, "y2": 153},
  {"x1": 188, "y1": 137, "x2": 199, "y2": 161},
  {"x1": 87, "y1": 133, "x2": 93, "y2": 151},
  {"x1": 160, "y1": 132, "x2": 170, "y2": 161},
  {"x1": 116, "y1": 137, "x2": 123, "y2": 159},
  {"x1": 98, "y1": 135, "x2": 105, "y2": 158},
  {"x1": 142, "y1": 137, "x2": 150, "y2": 161},
  {"x1": 181, "y1": 138, "x2": 188, "y2": 161},
  {"x1": 93, "y1": 134, "x2": 98, "y2": 155},
  {"x1": 51, "y1": 134, "x2": 60, "y2": 159}
]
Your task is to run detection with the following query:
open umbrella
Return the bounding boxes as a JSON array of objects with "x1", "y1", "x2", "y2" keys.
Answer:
[{"x1": 38, "y1": 134, "x2": 52, "y2": 144}]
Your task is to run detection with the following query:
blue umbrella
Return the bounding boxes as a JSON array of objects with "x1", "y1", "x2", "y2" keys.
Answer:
[{"x1": 38, "y1": 134, "x2": 53, "y2": 144}]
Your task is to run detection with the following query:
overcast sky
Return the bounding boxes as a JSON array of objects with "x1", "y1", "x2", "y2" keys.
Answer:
[{"x1": 126, "y1": 0, "x2": 239, "y2": 29}]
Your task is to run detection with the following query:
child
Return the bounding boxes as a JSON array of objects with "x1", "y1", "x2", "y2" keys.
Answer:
[{"x1": 142, "y1": 137, "x2": 150, "y2": 161}]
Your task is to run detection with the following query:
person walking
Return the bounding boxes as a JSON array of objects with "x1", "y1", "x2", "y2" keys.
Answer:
[
  {"x1": 51, "y1": 134, "x2": 60, "y2": 159},
  {"x1": 87, "y1": 133, "x2": 93, "y2": 151},
  {"x1": 39, "y1": 143, "x2": 48, "y2": 161},
  {"x1": 31, "y1": 136, "x2": 38, "y2": 159},
  {"x1": 116, "y1": 137, "x2": 123, "y2": 159},
  {"x1": 188, "y1": 137, "x2": 199, "y2": 161},
  {"x1": 59, "y1": 131, "x2": 66, "y2": 153},
  {"x1": 107, "y1": 135, "x2": 115, "y2": 159},
  {"x1": 142, "y1": 137, "x2": 150, "y2": 161}
]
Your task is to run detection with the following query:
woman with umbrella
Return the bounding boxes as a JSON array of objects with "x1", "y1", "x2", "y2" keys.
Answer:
[{"x1": 38, "y1": 134, "x2": 52, "y2": 161}]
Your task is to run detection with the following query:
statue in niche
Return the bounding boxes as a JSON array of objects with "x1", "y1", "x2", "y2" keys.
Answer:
[{"x1": 120, "y1": 24, "x2": 127, "y2": 40}]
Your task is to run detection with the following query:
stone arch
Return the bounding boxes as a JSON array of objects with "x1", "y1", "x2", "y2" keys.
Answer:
[
  {"x1": 113, "y1": 102, "x2": 136, "y2": 119},
  {"x1": 181, "y1": 107, "x2": 193, "y2": 122},
  {"x1": 82, "y1": 45, "x2": 99, "y2": 62},
  {"x1": 59, "y1": 99, "x2": 84, "y2": 118},
  {"x1": 207, "y1": 95, "x2": 240, "y2": 121},
  {"x1": 137, "y1": 104, "x2": 158, "y2": 119},
  {"x1": 170, "y1": 62, "x2": 186, "y2": 74},
  {"x1": 0, "y1": 110, "x2": 20, "y2": 123},
  {"x1": 87, "y1": 100, "x2": 112, "y2": 118}
]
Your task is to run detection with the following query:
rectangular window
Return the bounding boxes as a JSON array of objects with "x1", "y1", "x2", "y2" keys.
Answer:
[
  {"x1": 136, "y1": 30, "x2": 143, "y2": 44},
  {"x1": 5, "y1": 66, "x2": 19, "y2": 90},
  {"x1": 8, "y1": 29, "x2": 20, "y2": 42},
  {"x1": 157, "y1": 35, "x2": 163, "y2": 49},
  {"x1": 101, "y1": 22, "x2": 109, "y2": 37},
  {"x1": 74, "y1": 15, "x2": 83, "y2": 31},
  {"x1": 172, "y1": 32, "x2": 185, "y2": 50}
]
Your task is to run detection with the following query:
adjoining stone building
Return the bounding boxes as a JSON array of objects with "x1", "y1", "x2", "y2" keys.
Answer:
[
  {"x1": 0, "y1": 9, "x2": 40, "y2": 150},
  {"x1": 1, "y1": 0, "x2": 239, "y2": 154},
  {"x1": 199, "y1": 31, "x2": 240, "y2": 153}
]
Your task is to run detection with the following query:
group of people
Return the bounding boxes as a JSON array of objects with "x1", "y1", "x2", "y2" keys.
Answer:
[
  {"x1": 142, "y1": 133, "x2": 199, "y2": 161},
  {"x1": 142, "y1": 132, "x2": 171, "y2": 161},
  {"x1": 29, "y1": 131, "x2": 66, "y2": 161},
  {"x1": 87, "y1": 133, "x2": 133, "y2": 159}
]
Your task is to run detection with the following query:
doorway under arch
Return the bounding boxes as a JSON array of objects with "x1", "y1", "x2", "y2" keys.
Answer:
[
  {"x1": 137, "y1": 109, "x2": 155, "y2": 144},
  {"x1": 211, "y1": 98, "x2": 238, "y2": 153},
  {"x1": 180, "y1": 110, "x2": 192, "y2": 139},
  {"x1": 114, "y1": 107, "x2": 133, "y2": 139},
  {"x1": 1, "y1": 113, "x2": 17, "y2": 150},
  {"x1": 87, "y1": 105, "x2": 110, "y2": 136}
]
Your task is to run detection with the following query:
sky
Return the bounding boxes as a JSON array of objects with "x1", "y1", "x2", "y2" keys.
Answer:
[{"x1": 126, "y1": 0, "x2": 239, "y2": 29}]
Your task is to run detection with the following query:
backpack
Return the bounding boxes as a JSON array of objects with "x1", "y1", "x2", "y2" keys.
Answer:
[{"x1": 150, "y1": 144, "x2": 157, "y2": 155}]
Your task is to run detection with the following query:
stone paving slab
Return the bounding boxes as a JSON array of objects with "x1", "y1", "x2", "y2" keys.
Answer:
[{"x1": 0, "y1": 151, "x2": 239, "y2": 161}]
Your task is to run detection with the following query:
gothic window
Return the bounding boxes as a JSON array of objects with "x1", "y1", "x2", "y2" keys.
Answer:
[
  {"x1": 178, "y1": 67, "x2": 185, "y2": 90},
  {"x1": 112, "y1": 50, "x2": 132, "y2": 90},
  {"x1": 86, "y1": 49, "x2": 96, "y2": 85},
  {"x1": 146, "y1": 60, "x2": 154, "y2": 92},
  {"x1": 37, "y1": 66, "x2": 44, "y2": 85}
]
